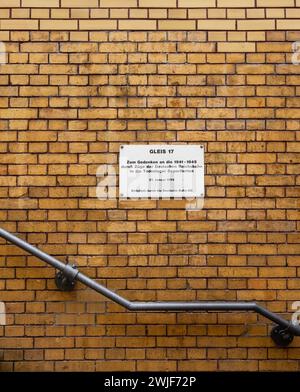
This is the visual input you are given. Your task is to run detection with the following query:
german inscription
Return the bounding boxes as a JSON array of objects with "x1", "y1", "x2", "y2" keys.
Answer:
[{"x1": 119, "y1": 145, "x2": 204, "y2": 199}]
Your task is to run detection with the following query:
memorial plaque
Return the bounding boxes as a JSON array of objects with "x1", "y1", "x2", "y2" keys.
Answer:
[{"x1": 119, "y1": 145, "x2": 204, "y2": 199}]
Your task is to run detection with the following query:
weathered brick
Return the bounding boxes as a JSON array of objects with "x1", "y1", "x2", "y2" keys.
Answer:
[
  {"x1": 238, "y1": 244, "x2": 277, "y2": 255},
  {"x1": 159, "y1": 20, "x2": 196, "y2": 30},
  {"x1": 218, "y1": 42, "x2": 256, "y2": 52},
  {"x1": 0, "y1": 109, "x2": 37, "y2": 119}
]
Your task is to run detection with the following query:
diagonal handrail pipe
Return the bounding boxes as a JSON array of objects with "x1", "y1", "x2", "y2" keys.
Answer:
[{"x1": 1, "y1": 226, "x2": 300, "y2": 346}]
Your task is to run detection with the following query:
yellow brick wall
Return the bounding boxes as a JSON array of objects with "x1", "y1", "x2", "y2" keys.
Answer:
[{"x1": 0, "y1": 0, "x2": 300, "y2": 372}]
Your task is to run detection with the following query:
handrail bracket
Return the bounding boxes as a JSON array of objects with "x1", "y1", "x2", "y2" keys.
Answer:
[{"x1": 55, "y1": 263, "x2": 78, "y2": 291}]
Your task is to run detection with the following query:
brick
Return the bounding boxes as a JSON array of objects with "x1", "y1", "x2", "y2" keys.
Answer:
[
  {"x1": 0, "y1": 109, "x2": 37, "y2": 119},
  {"x1": 218, "y1": 0, "x2": 254, "y2": 6},
  {"x1": 116, "y1": 337, "x2": 155, "y2": 347},
  {"x1": 257, "y1": 42, "x2": 292, "y2": 52},
  {"x1": 257, "y1": 86, "x2": 294, "y2": 96},
  {"x1": 159, "y1": 64, "x2": 196, "y2": 74},
  {"x1": 34, "y1": 338, "x2": 74, "y2": 349},
  {"x1": 139, "y1": 42, "x2": 176, "y2": 53},
  {"x1": 140, "y1": 0, "x2": 176, "y2": 6},
  {"x1": 238, "y1": 244, "x2": 277, "y2": 255},
  {"x1": 178, "y1": 0, "x2": 216, "y2": 6},
  {"x1": 0, "y1": 0, "x2": 20, "y2": 6},
  {"x1": 276, "y1": 109, "x2": 300, "y2": 119},
  {"x1": 257, "y1": 0, "x2": 294, "y2": 5},
  {"x1": 40, "y1": 65, "x2": 77, "y2": 74},
  {"x1": 218, "y1": 42, "x2": 256, "y2": 52},
  {"x1": 0, "y1": 64, "x2": 37, "y2": 76},
  {"x1": 119, "y1": 244, "x2": 157, "y2": 255},
  {"x1": 0, "y1": 20, "x2": 39, "y2": 30},
  {"x1": 237, "y1": 65, "x2": 274, "y2": 75},
  {"x1": 279, "y1": 245, "x2": 300, "y2": 255},
  {"x1": 79, "y1": 109, "x2": 116, "y2": 119},
  {"x1": 0, "y1": 338, "x2": 33, "y2": 349},
  {"x1": 21, "y1": 43, "x2": 58, "y2": 52},
  {"x1": 219, "y1": 360, "x2": 258, "y2": 371},
  {"x1": 79, "y1": 20, "x2": 117, "y2": 30},
  {"x1": 217, "y1": 86, "x2": 255, "y2": 96},
  {"x1": 198, "y1": 20, "x2": 236, "y2": 30},
  {"x1": 259, "y1": 361, "x2": 298, "y2": 372},
  {"x1": 238, "y1": 109, "x2": 274, "y2": 118},
  {"x1": 197, "y1": 64, "x2": 235, "y2": 74},
  {"x1": 259, "y1": 267, "x2": 295, "y2": 277},
  {"x1": 61, "y1": 0, "x2": 98, "y2": 6},
  {"x1": 20, "y1": 87, "x2": 58, "y2": 96},
  {"x1": 287, "y1": 9, "x2": 300, "y2": 19},
  {"x1": 39, "y1": 199, "x2": 78, "y2": 209},
  {"x1": 118, "y1": 108, "x2": 155, "y2": 119},
  {"x1": 78, "y1": 245, "x2": 117, "y2": 255},
  {"x1": 119, "y1": 20, "x2": 157, "y2": 30},
  {"x1": 40, "y1": 109, "x2": 77, "y2": 119},
  {"x1": 158, "y1": 108, "x2": 196, "y2": 118},
  {"x1": 58, "y1": 222, "x2": 96, "y2": 232},
  {"x1": 238, "y1": 20, "x2": 275, "y2": 30},
  {"x1": 56, "y1": 314, "x2": 95, "y2": 325},
  {"x1": 22, "y1": 0, "x2": 59, "y2": 6},
  {"x1": 0, "y1": 199, "x2": 38, "y2": 210},
  {"x1": 159, "y1": 20, "x2": 196, "y2": 30},
  {"x1": 178, "y1": 42, "x2": 215, "y2": 53},
  {"x1": 257, "y1": 176, "x2": 294, "y2": 186},
  {"x1": 98, "y1": 222, "x2": 136, "y2": 232},
  {"x1": 100, "y1": 0, "x2": 137, "y2": 6},
  {"x1": 200, "y1": 108, "x2": 235, "y2": 118},
  {"x1": 60, "y1": 86, "x2": 97, "y2": 96},
  {"x1": 159, "y1": 244, "x2": 198, "y2": 254},
  {"x1": 138, "y1": 361, "x2": 176, "y2": 371},
  {"x1": 0, "y1": 291, "x2": 34, "y2": 301},
  {"x1": 40, "y1": 20, "x2": 78, "y2": 30},
  {"x1": 58, "y1": 43, "x2": 98, "y2": 53}
]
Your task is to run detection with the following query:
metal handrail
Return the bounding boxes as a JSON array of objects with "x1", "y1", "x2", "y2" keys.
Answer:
[{"x1": 0, "y1": 226, "x2": 299, "y2": 346}]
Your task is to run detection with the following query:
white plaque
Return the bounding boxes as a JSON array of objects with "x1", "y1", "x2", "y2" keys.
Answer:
[{"x1": 119, "y1": 145, "x2": 204, "y2": 199}]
